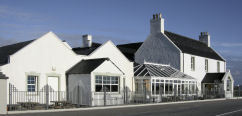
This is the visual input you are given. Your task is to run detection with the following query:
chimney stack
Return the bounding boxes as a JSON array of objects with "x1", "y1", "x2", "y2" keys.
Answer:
[
  {"x1": 150, "y1": 13, "x2": 164, "y2": 34},
  {"x1": 82, "y1": 34, "x2": 92, "y2": 47},
  {"x1": 199, "y1": 32, "x2": 210, "y2": 47}
]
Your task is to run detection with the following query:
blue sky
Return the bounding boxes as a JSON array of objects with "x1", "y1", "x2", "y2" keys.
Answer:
[{"x1": 0, "y1": 0, "x2": 242, "y2": 83}]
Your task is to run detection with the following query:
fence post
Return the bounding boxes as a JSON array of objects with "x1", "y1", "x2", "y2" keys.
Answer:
[
  {"x1": 0, "y1": 78, "x2": 8, "y2": 114},
  {"x1": 125, "y1": 87, "x2": 128, "y2": 104},
  {"x1": 45, "y1": 85, "x2": 49, "y2": 110},
  {"x1": 160, "y1": 87, "x2": 163, "y2": 102},
  {"x1": 77, "y1": 84, "x2": 80, "y2": 107},
  {"x1": 239, "y1": 85, "x2": 240, "y2": 97},
  {"x1": 104, "y1": 87, "x2": 106, "y2": 106},
  {"x1": 123, "y1": 87, "x2": 126, "y2": 104},
  {"x1": 9, "y1": 84, "x2": 12, "y2": 110}
]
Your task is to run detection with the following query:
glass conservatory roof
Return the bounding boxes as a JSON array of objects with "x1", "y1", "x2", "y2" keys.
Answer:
[{"x1": 134, "y1": 63, "x2": 195, "y2": 80}]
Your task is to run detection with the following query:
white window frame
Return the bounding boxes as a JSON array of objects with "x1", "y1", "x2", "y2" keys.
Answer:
[
  {"x1": 217, "y1": 61, "x2": 220, "y2": 72},
  {"x1": 27, "y1": 75, "x2": 38, "y2": 92},
  {"x1": 205, "y1": 59, "x2": 208, "y2": 72},
  {"x1": 191, "y1": 56, "x2": 195, "y2": 71},
  {"x1": 95, "y1": 75, "x2": 120, "y2": 93}
]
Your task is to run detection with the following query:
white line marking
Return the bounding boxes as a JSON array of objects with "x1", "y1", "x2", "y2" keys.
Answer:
[{"x1": 216, "y1": 109, "x2": 242, "y2": 116}]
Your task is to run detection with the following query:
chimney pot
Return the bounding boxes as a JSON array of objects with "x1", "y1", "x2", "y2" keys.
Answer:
[
  {"x1": 82, "y1": 34, "x2": 92, "y2": 47},
  {"x1": 155, "y1": 14, "x2": 158, "y2": 19},
  {"x1": 159, "y1": 13, "x2": 162, "y2": 19},
  {"x1": 199, "y1": 32, "x2": 210, "y2": 47},
  {"x1": 150, "y1": 13, "x2": 165, "y2": 34}
]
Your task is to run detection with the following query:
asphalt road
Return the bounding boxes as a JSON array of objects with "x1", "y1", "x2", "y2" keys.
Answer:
[{"x1": 3, "y1": 99, "x2": 242, "y2": 116}]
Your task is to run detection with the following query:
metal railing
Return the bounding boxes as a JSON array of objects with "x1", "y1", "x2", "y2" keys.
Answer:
[{"x1": 8, "y1": 83, "x2": 67, "y2": 111}]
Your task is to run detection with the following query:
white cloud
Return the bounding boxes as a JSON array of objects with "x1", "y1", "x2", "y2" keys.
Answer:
[
  {"x1": 0, "y1": 5, "x2": 33, "y2": 20},
  {"x1": 0, "y1": 5, "x2": 50, "y2": 23},
  {"x1": 217, "y1": 43, "x2": 242, "y2": 47}
]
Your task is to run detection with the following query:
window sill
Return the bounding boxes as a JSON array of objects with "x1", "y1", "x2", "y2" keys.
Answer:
[{"x1": 94, "y1": 92, "x2": 121, "y2": 95}]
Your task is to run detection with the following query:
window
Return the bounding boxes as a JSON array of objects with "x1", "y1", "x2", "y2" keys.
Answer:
[
  {"x1": 191, "y1": 56, "x2": 195, "y2": 71},
  {"x1": 217, "y1": 61, "x2": 220, "y2": 72},
  {"x1": 27, "y1": 76, "x2": 38, "y2": 92},
  {"x1": 227, "y1": 77, "x2": 231, "y2": 91},
  {"x1": 95, "y1": 75, "x2": 119, "y2": 92},
  {"x1": 205, "y1": 59, "x2": 208, "y2": 72}
]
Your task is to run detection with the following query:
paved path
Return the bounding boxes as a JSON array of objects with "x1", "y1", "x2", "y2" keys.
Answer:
[{"x1": 3, "y1": 99, "x2": 242, "y2": 116}]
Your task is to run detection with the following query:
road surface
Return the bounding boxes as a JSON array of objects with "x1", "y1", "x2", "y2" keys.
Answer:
[{"x1": 4, "y1": 99, "x2": 242, "y2": 116}]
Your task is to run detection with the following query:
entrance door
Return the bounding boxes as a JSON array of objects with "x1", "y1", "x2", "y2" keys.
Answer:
[
  {"x1": 48, "y1": 77, "x2": 59, "y2": 91},
  {"x1": 47, "y1": 77, "x2": 59, "y2": 103},
  {"x1": 226, "y1": 77, "x2": 233, "y2": 98}
]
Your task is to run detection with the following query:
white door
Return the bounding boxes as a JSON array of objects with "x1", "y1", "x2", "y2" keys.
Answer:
[
  {"x1": 48, "y1": 77, "x2": 59, "y2": 103},
  {"x1": 48, "y1": 77, "x2": 59, "y2": 91}
]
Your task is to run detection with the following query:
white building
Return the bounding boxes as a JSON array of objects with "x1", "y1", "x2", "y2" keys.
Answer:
[
  {"x1": 0, "y1": 32, "x2": 134, "y2": 107},
  {"x1": 0, "y1": 13, "x2": 234, "y2": 114},
  {"x1": 117, "y1": 13, "x2": 234, "y2": 98}
]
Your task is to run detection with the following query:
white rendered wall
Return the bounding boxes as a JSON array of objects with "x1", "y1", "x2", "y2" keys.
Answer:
[
  {"x1": 223, "y1": 72, "x2": 234, "y2": 98},
  {"x1": 68, "y1": 74, "x2": 91, "y2": 105},
  {"x1": 135, "y1": 32, "x2": 181, "y2": 69},
  {"x1": 0, "y1": 79, "x2": 7, "y2": 114},
  {"x1": 89, "y1": 41, "x2": 134, "y2": 92},
  {"x1": 183, "y1": 53, "x2": 226, "y2": 93},
  {"x1": 1, "y1": 32, "x2": 82, "y2": 103},
  {"x1": 90, "y1": 60, "x2": 124, "y2": 106}
]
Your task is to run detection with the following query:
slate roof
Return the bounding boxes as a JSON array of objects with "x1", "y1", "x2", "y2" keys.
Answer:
[
  {"x1": 67, "y1": 58, "x2": 108, "y2": 74},
  {"x1": 0, "y1": 72, "x2": 8, "y2": 79},
  {"x1": 165, "y1": 31, "x2": 224, "y2": 61},
  {"x1": 117, "y1": 31, "x2": 224, "y2": 61},
  {"x1": 134, "y1": 63, "x2": 195, "y2": 79},
  {"x1": 117, "y1": 42, "x2": 143, "y2": 61},
  {"x1": 0, "y1": 40, "x2": 34, "y2": 65},
  {"x1": 202, "y1": 73, "x2": 226, "y2": 83},
  {"x1": 72, "y1": 42, "x2": 102, "y2": 55}
]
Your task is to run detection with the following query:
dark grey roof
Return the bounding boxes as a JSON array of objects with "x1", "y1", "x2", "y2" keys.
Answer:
[
  {"x1": 67, "y1": 58, "x2": 108, "y2": 74},
  {"x1": 134, "y1": 63, "x2": 195, "y2": 79},
  {"x1": 165, "y1": 31, "x2": 224, "y2": 61},
  {"x1": 72, "y1": 42, "x2": 102, "y2": 55},
  {"x1": 117, "y1": 42, "x2": 143, "y2": 61},
  {"x1": 0, "y1": 72, "x2": 8, "y2": 79},
  {"x1": 0, "y1": 40, "x2": 34, "y2": 65},
  {"x1": 202, "y1": 73, "x2": 226, "y2": 83},
  {"x1": 117, "y1": 31, "x2": 224, "y2": 61}
]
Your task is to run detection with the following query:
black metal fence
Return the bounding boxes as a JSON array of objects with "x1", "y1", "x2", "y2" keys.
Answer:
[
  {"x1": 203, "y1": 88, "x2": 225, "y2": 99},
  {"x1": 234, "y1": 86, "x2": 242, "y2": 97},
  {"x1": 8, "y1": 84, "x2": 68, "y2": 111},
  {"x1": 9, "y1": 83, "x2": 227, "y2": 111}
]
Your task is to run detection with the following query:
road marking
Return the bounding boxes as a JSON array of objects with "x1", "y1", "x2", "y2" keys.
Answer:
[{"x1": 216, "y1": 109, "x2": 242, "y2": 116}]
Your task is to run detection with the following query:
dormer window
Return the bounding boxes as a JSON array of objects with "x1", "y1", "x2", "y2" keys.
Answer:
[{"x1": 191, "y1": 56, "x2": 195, "y2": 71}]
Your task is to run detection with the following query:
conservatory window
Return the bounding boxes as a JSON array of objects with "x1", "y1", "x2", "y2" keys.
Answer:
[{"x1": 165, "y1": 83, "x2": 169, "y2": 94}]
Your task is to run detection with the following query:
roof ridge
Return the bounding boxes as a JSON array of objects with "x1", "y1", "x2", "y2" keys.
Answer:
[
  {"x1": 83, "y1": 58, "x2": 109, "y2": 61},
  {"x1": 165, "y1": 30, "x2": 208, "y2": 46},
  {"x1": 117, "y1": 42, "x2": 143, "y2": 46}
]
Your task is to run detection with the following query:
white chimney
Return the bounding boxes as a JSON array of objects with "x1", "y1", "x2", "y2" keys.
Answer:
[
  {"x1": 150, "y1": 13, "x2": 165, "y2": 34},
  {"x1": 199, "y1": 32, "x2": 210, "y2": 47},
  {"x1": 82, "y1": 34, "x2": 92, "y2": 47}
]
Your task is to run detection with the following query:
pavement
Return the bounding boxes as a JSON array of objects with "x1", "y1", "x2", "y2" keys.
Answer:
[{"x1": 2, "y1": 99, "x2": 242, "y2": 116}]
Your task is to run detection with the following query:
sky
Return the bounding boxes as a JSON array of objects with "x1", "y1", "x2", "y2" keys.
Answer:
[{"x1": 0, "y1": 0, "x2": 242, "y2": 84}]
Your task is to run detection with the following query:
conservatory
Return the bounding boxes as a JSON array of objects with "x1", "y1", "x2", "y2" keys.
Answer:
[{"x1": 133, "y1": 63, "x2": 197, "y2": 102}]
